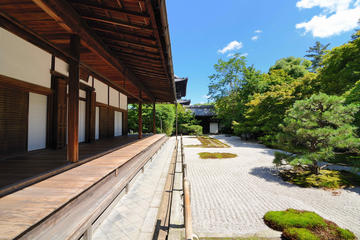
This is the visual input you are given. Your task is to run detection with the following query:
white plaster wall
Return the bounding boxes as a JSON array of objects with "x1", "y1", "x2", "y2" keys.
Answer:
[
  {"x1": 28, "y1": 93, "x2": 47, "y2": 151},
  {"x1": 94, "y1": 78, "x2": 108, "y2": 104},
  {"x1": 79, "y1": 100, "x2": 86, "y2": 143},
  {"x1": 95, "y1": 107, "x2": 99, "y2": 140},
  {"x1": 78, "y1": 100, "x2": 86, "y2": 142},
  {"x1": 80, "y1": 78, "x2": 92, "y2": 86},
  {"x1": 55, "y1": 57, "x2": 68, "y2": 77},
  {"x1": 210, "y1": 122, "x2": 219, "y2": 134},
  {"x1": 114, "y1": 111, "x2": 123, "y2": 136},
  {"x1": 120, "y1": 93, "x2": 127, "y2": 110},
  {"x1": 79, "y1": 89, "x2": 86, "y2": 98},
  {"x1": 0, "y1": 27, "x2": 51, "y2": 88},
  {"x1": 109, "y1": 87, "x2": 119, "y2": 108}
]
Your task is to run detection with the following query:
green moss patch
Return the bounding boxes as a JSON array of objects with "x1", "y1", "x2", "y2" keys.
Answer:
[
  {"x1": 198, "y1": 152, "x2": 237, "y2": 159},
  {"x1": 185, "y1": 136, "x2": 230, "y2": 148},
  {"x1": 279, "y1": 169, "x2": 360, "y2": 189},
  {"x1": 200, "y1": 237, "x2": 265, "y2": 240},
  {"x1": 264, "y1": 209, "x2": 356, "y2": 240}
]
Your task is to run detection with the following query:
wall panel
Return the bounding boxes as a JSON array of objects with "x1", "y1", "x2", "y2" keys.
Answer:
[
  {"x1": 0, "y1": 28, "x2": 51, "y2": 88},
  {"x1": 28, "y1": 93, "x2": 47, "y2": 151},
  {"x1": 0, "y1": 86, "x2": 28, "y2": 156},
  {"x1": 94, "y1": 79, "x2": 108, "y2": 104}
]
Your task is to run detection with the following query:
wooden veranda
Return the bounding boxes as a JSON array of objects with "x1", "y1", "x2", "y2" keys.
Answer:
[{"x1": 0, "y1": 134, "x2": 167, "y2": 239}]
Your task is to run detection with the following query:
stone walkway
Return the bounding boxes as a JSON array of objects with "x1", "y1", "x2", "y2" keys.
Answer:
[
  {"x1": 93, "y1": 137, "x2": 175, "y2": 240},
  {"x1": 183, "y1": 135, "x2": 360, "y2": 238}
]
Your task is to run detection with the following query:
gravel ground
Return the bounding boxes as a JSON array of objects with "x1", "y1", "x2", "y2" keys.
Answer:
[{"x1": 183, "y1": 135, "x2": 360, "y2": 238}]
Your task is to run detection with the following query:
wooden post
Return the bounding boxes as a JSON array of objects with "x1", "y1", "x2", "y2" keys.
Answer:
[
  {"x1": 152, "y1": 101, "x2": 156, "y2": 134},
  {"x1": 184, "y1": 179, "x2": 193, "y2": 240},
  {"x1": 138, "y1": 102, "x2": 142, "y2": 139},
  {"x1": 88, "y1": 91, "x2": 96, "y2": 142},
  {"x1": 67, "y1": 35, "x2": 80, "y2": 162}
]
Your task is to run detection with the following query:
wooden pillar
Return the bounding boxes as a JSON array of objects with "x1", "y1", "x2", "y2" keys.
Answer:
[
  {"x1": 86, "y1": 90, "x2": 96, "y2": 142},
  {"x1": 152, "y1": 102, "x2": 156, "y2": 134},
  {"x1": 138, "y1": 102, "x2": 142, "y2": 139},
  {"x1": 54, "y1": 78, "x2": 67, "y2": 149},
  {"x1": 67, "y1": 35, "x2": 80, "y2": 162}
]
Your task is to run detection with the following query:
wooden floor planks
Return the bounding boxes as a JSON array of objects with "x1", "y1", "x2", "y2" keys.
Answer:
[
  {"x1": 0, "y1": 135, "x2": 144, "y2": 191},
  {"x1": 0, "y1": 134, "x2": 165, "y2": 240}
]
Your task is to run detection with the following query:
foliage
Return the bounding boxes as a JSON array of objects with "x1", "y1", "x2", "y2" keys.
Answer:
[
  {"x1": 198, "y1": 152, "x2": 237, "y2": 159},
  {"x1": 279, "y1": 169, "x2": 360, "y2": 189},
  {"x1": 318, "y1": 36, "x2": 360, "y2": 95},
  {"x1": 128, "y1": 104, "x2": 175, "y2": 136},
  {"x1": 264, "y1": 209, "x2": 356, "y2": 240},
  {"x1": 275, "y1": 93, "x2": 360, "y2": 174},
  {"x1": 269, "y1": 57, "x2": 311, "y2": 79},
  {"x1": 185, "y1": 136, "x2": 230, "y2": 148},
  {"x1": 283, "y1": 228, "x2": 319, "y2": 240},
  {"x1": 305, "y1": 41, "x2": 330, "y2": 72},
  {"x1": 179, "y1": 123, "x2": 203, "y2": 135}
]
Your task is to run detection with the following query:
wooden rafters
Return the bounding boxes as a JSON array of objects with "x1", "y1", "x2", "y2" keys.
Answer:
[
  {"x1": 81, "y1": 15, "x2": 152, "y2": 31},
  {"x1": 71, "y1": 1, "x2": 150, "y2": 19},
  {"x1": 31, "y1": 0, "x2": 155, "y2": 101},
  {"x1": 144, "y1": 0, "x2": 175, "y2": 101}
]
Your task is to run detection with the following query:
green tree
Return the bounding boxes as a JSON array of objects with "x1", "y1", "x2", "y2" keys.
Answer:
[
  {"x1": 208, "y1": 53, "x2": 263, "y2": 132},
  {"x1": 305, "y1": 41, "x2": 330, "y2": 72},
  {"x1": 318, "y1": 36, "x2": 360, "y2": 95},
  {"x1": 269, "y1": 57, "x2": 311, "y2": 79},
  {"x1": 275, "y1": 93, "x2": 359, "y2": 174},
  {"x1": 128, "y1": 104, "x2": 175, "y2": 136}
]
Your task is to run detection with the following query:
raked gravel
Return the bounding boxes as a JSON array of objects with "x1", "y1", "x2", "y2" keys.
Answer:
[{"x1": 183, "y1": 135, "x2": 360, "y2": 238}]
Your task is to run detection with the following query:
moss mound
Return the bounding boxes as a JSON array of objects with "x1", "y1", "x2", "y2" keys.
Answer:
[
  {"x1": 264, "y1": 209, "x2": 356, "y2": 240},
  {"x1": 198, "y1": 152, "x2": 237, "y2": 159},
  {"x1": 185, "y1": 136, "x2": 230, "y2": 148},
  {"x1": 279, "y1": 169, "x2": 360, "y2": 189}
]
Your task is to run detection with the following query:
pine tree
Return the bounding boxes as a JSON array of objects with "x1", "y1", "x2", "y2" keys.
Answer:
[
  {"x1": 305, "y1": 41, "x2": 330, "y2": 72},
  {"x1": 275, "y1": 93, "x2": 360, "y2": 174}
]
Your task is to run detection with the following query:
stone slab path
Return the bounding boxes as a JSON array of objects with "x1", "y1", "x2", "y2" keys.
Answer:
[
  {"x1": 183, "y1": 135, "x2": 360, "y2": 238},
  {"x1": 93, "y1": 137, "x2": 175, "y2": 240}
]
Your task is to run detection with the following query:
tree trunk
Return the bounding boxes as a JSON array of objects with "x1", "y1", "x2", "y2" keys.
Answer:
[{"x1": 313, "y1": 161, "x2": 320, "y2": 175}]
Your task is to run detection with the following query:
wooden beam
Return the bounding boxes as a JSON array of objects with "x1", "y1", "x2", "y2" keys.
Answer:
[
  {"x1": 102, "y1": 38, "x2": 158, "y2": 51},
  {"x1": 31, "y1": 0, "x2": 155, "y2": 101},
  {"x1": 71, "y1": 2, "x2": 150, "y2": 19},
  {"x1": 0, "y1": 74, "x2": 53, "y2": 95},
  {"x1": 106, "y1": 42, "x2": 158, "y2": 55},
  {"x1": 115, "y1": 51, "x2": 162, "y2": 62},
  {"x1": 81, "y1": 15, "x2": 152, "y2": 31},
  {"x1": 92, "y1": 27, "x2": 156, "y2": 43},
  {"x1": 67, "y1": 35, "x2": 80, "y2": 163}
]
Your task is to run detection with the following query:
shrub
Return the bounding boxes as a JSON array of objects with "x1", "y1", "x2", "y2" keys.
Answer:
[
  {"x1": 276, "y1": 93, "x2": 360, "y2": 174},
  {"x1": 179, "y1": 123, "x2": 203, "y2": 135}
]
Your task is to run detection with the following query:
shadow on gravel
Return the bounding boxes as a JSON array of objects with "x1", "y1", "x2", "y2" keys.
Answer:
[{"x1": 249, "y1": 166, "x2": 360, "y2": 195}]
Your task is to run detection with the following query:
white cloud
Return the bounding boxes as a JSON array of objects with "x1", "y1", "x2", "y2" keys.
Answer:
[
  {"x1": 218, "y1": 41, "x2": 243, "y2": 54},
  {"x1": 296, "y1": 0, "x2": 353, "y2": 12},
  {"x1": 296, "y1": 0, "x2": 360, "y2": 38},
  {"x1": 254, "y1": 30, "x2": 262, "y2": 33},
  {"x1": 251, "y1": 36, "x2": 259, "y2": 41},
  {"x1": 241, "y1": 53, "x2": 249, "y2": 57}
]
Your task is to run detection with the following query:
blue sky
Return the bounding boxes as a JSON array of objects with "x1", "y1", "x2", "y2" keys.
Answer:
[{"x1": 167, "y1": 0, "x2": 360, "y2": 104}]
